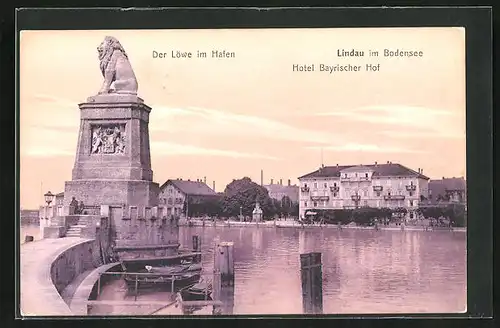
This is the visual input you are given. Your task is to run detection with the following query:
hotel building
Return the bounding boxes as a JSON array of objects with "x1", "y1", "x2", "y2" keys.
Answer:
[{"x1": 297, "y1": 161, "x2": 429, "y2": 219}]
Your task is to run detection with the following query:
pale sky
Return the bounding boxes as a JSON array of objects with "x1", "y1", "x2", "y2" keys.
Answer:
[{"x1": 19, "y1": 28, "x2": 466, "y2": 208}]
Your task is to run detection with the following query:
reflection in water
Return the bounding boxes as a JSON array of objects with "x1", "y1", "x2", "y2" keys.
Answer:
[{"x1": 21, "y1": 224, "x2": 466, "y2": 314}]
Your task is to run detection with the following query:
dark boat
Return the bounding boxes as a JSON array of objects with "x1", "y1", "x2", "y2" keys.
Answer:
[
  {"x1": 124, "y1": 271, "x2": 201, "y2": 291},
  {"x1": 180, "y1": 279, "x2": 213, "y2": 301},
  {"x1": 145, "y1": 263, "x2": 202, "y2": 275}
]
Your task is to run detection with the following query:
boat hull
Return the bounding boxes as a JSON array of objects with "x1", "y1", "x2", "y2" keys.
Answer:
[{"x1": 124, "y1": 273, "x2": 201, "y2": 291}]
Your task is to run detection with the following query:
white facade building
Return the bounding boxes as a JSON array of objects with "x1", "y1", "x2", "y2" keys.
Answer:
[{"x1": 297, "y1": 162, "x2": 429, "y2": 219}]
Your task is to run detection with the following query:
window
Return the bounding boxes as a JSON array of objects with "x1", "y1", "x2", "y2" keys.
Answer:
[
  {"x1": 324, "y1": 183, "x2": 327, "y2": 188},
  {"x1": 344, "y1": 174, "x2": 348, "y2": 178},
  {"x1": 304, "y1": 183, "x2": 308, "y2": 188},
  {"x1": 365, "y1": 173, "x2": 369, "y2": 178},
  {"x1": 334, "y1": 182, "x2": 337, "y2": 187},
  {"x1": 410, "y1": 212, "x2": 414, "y2": 219},
  {"x1": 388, "y1": 191, "x2": 391, "y2": 196},
  {"x1": 313, "y1": 201, "x2": 318, "y2": 207},
  {"x1": 364, "y1": 200, "x2": 368, "y2": 206},
  {"x1": 376, "y1": 191, "x2": 381, "y2": 197},
  {"x1": 355, "y1": 173, "x2": 358, "y2": 177},
  {"x1": 363, "y1": 190, "x2": 368, "y2": 197},
  {"x1": 409, "y1": 191, "x2": 413, "y2": 197},
  {"x1": 409, "y1": 200, "x2": 414, "y2": 206},
  {"x1": 304, "y1": 201, "x2": 308, "y2": 207},
  {"x1": 314, "y1": 182, "x2": 318, "y2": 188},
  {"x1": 334, "y1": 192, "x2": 338, "y2": 197}
]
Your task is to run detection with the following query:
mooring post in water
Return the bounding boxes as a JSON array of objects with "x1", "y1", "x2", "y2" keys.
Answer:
[
  {"x1": 300, "y1": 252, "x2": 323, "y2": 314},
  {"x1": 215, "y1": 242, "x2": 234, "y2": 286},
  {"x1": 212, "y1": 268, "x2": 222, "y2": 315},
  {"x1": 134, "y1": 275, "x2": 138, "y2": 301},
  {"x1": 97, "y1": 274, "x2": 101, "y2": 296},
  {"x1": 192, "y1": 235, "x2": 201, "y2": 262}
]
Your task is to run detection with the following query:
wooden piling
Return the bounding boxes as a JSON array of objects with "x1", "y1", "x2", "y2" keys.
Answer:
[
  {"x1": 134, "y1": 275, "x2": 138, "y2": 301},
  {"x1": 300, "y1": 252, "x2": 323, "y2": 314},
  {"x1": 215, "y1": 242, "x2": 234, "y2": 285},
  {"x1": 192, "y1": 235, "x2": 201, "y2": 262}
]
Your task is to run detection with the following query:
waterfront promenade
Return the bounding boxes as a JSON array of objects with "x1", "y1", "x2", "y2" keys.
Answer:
[
  {"x1": 20, "y1": 237, "x2": 92, "y2": 316},
  {"x1": 179, "y1": 218, "x2": 466, "y2": 232}
]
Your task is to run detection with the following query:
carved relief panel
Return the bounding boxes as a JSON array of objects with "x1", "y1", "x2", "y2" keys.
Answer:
[{"x1": 90, "y1": 124, "x2": 126, "y2": 154}]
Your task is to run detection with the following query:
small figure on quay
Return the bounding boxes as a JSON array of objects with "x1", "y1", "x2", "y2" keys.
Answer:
[
  {"x1": 78, "y1": 201, "x2": 85, "y2": 214},
  {"x1": 97, "y1": 36, "x2": 138, "y2": 95},
  {"x1": 70, "y1": 197, "x2": 78, "y2": 214}
]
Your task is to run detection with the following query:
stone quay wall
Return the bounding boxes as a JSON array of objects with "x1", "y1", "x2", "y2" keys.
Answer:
[
  {"x1": 50, "y1": 240, "x2": 100, "y2": 295},
  {"x1": 21, "y1": 238, "x2": 96, "y2": 316}
]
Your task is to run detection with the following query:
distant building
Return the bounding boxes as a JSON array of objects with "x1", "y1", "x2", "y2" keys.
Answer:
[
  {"x1": 264, "y1": 178, "x2": 299, "y2": 203},
  {"x1": 159, "y1": 179, "x2": 218, "y2": 217},
  {"x1": 297, "y1": 161, "x2": 430, "y2": 219},
  {"x1": 428, "y1": 177, "x2": 466, "y2": 203},
  {"x1": 38, "y1": 191, "x2": 65, "y2": 219},
  {"x1": 20, "y1": 209, "x2": 39, "y2": 224}
]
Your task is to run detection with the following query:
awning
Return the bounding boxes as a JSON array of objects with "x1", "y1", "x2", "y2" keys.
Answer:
[{"x1": 305, "y1": 211, "x2": 317, "y2": 215}]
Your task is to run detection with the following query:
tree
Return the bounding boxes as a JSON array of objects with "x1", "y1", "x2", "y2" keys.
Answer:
[
  {"x1": 221, "y1": 177, "x2": 276, "y2": 219},
  {"x1": 183, "y1": 194, "x2": 223, "y2": 218}
]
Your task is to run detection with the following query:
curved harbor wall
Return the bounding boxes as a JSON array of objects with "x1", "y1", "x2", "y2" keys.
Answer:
[
  {"x1": 50, "y1": 240, "x2": 99, "y2": 295},
  {"x1": 21, "y1": 238, "x2": 96, "y2": 316}
]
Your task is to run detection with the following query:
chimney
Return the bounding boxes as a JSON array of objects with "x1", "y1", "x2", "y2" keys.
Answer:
[
  {"x1": 271, "y1": 178, "x2": 274, "y2": 185},
  {"x1": 288, "y1": 179, "x2": 291, "y2": 186},
  {"x1": 387, "y1": 161, "x2": 390, "y2": 164},
  {"x1": 212, "y1": 181, "x2": 215, "y2": 191},
  {"x1": 204, "y1": 176, "x2": 206, "y2": 184},
  {"x1": 188, "y1": 179, "x2": 190, "y2": 181},
  {"x1": 375, "y1": 161, "x2": 378, "y2": 166},
  {"x1": 261, "y1": 169, "x2": 263, "y2": 186},
  {"x1": 421, "y1": 168, "x2": 423, "y2": 174},
  {"x1": 336, "y1": 163, "x2": 338, "y2": 167},
  {"x1": 280, "y1": 178, "x2": 283, "y2": 185}
]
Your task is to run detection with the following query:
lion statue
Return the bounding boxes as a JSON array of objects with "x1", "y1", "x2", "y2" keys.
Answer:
[{"x1": 97, "y1": 36, "x2": 138, "y2": 95}]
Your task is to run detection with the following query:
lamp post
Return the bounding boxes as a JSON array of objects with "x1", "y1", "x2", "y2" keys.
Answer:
[{"x1": 44, "y1": 191, "x2": 54, "y2": 220}]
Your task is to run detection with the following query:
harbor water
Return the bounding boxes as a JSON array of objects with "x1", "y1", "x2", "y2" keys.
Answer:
[{"x1": 20, "y1": 224, "x2": 467, "y2": 315}]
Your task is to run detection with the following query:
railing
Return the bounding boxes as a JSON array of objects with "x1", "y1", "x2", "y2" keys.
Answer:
[
  {"x1": 384, "y1": 195, "x2": 405, "y2": 200},
  {"x1": 405, "y1": 185, "x2": 417, "y2": 191},
  {"x1": 310, "y1": 195, "x2": 329, "y2": 201}
]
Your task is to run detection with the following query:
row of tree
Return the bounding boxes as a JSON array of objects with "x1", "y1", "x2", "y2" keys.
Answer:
[
  {"x1": 183, "y1": 177, "x2": 300, "y2": 220},
  {"x1": 182, "y1": 177, "x2": 466, "y2": 227},
  {"x1": 311, "y1": 204, "x2": 466, "y2": 227}
]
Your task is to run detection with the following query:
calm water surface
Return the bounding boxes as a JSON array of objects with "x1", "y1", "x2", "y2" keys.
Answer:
[{"x1": 21, "y1": 224, "x2": 466, "y2": 314}]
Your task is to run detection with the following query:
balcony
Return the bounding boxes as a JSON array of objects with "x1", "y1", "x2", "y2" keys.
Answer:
[
  {"x1": 405, "y1": 184, "x2": 417, "y2": 191},
  {"x1": 384, "y1": 195, "x2": 405, "y2": 201},
  {"x1": 351, "y1": 194, "x2": 361, "y2": 201},
  {"x1": 301, "y1": 187, "x2": 310, "y2": 192},
  {"x1": 310, "y1": 195, "x2": 329, "y2": 201},
  {"x1": 330, "y1": 186, "x2": 340, "y2": 192},
  {"x1": 373, "y1": 185, "x2": 383, "y2": 192}
]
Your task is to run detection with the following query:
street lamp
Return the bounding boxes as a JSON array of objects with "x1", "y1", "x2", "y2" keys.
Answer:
[
  {"x1": 44, "y1": 191, "x2": 54, "y2": 206},
  {"x1": 43, "y1": 191, "x2": 54, "y2": 221}
]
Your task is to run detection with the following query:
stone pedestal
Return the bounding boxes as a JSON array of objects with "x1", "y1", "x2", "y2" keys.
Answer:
[
  {"x1": 64, "y1": 95, "x2": 159, "y2": 209},
  {"x1": 63, "y1": 94, "x2": 164, "y2": 247}
]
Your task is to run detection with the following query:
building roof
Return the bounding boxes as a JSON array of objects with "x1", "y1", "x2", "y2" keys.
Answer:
[
  {"x1": 264, "y1": 184, "x2": 299, "y2": 193},
  {"x1": 429, "y1": 177, "x2": 466, "y2": 196},
  {"x1": 298, "y1": 163, "x2": 429, "y2": 180},
  {"x1": 55, "y1": 192, "x2": 64, "y2": 197},
  {"x1": 160, "y1": 179, "x2": 217, "y2": 196}
]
